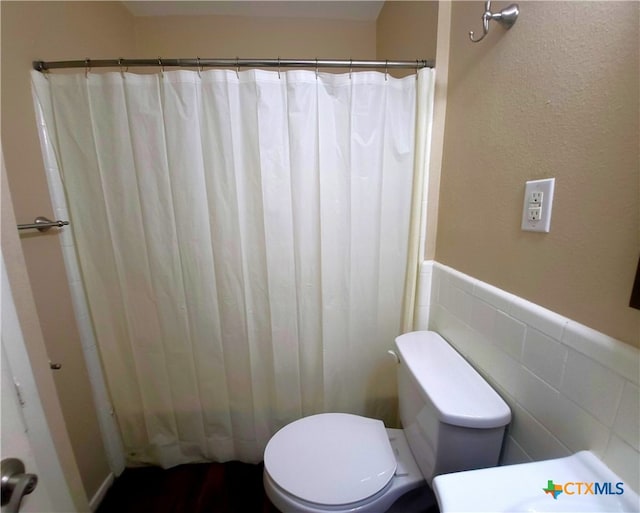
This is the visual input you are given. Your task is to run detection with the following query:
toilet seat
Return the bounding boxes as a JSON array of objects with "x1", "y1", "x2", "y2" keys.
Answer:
[{"x1": 264, "y1": 413, "x2": 397, "y2": 506}]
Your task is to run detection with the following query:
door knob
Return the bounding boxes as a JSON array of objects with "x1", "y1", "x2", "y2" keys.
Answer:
[{"x1": 1, "y1": 458, "x2": 38, "y2": 513}]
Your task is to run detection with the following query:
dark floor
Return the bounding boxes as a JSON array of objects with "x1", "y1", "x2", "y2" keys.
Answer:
[
  {"x1": 96, "y1": 461, "x2": 280, "y2": 513},
  {"x1": 97, "y1": 461, "x2": 441, "y2": 513}
]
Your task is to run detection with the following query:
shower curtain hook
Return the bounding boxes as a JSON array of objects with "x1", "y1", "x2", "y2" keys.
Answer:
[
  {"x1": 84, "y1": 58, "x2": 91, "y2": 78},
  {"x1": 315, "y1": 58, "x2": 319, "y2": 79},
  {"x1": 118, "y1": 58, "x2": 126, "y2": 78},
  {"x1": 196, "y1": 57, "x2": 202, "y2": 78},
  {"x1": 349, "y1": 59, "x2": 353, "y2": 79},
  {"x1": 236, "y1": 57, "x2": 240, "y2": 79},
  {"x1": 415, "y1": 59, "x2": 419, "y2": 80},
  {"x1": 385, "y1": 60, "x2": 388, "y2": 81},
  {"x1": 158, "y1": 57, "x2": 164, "y2": 77},
  {"x1": 277, "y1": 57, "x2": 281, "y2": 79}
]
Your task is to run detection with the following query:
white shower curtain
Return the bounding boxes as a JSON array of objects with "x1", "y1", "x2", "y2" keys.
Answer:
[{"x1": 32, "y1": 68, "x2": 433, "y2": 467}]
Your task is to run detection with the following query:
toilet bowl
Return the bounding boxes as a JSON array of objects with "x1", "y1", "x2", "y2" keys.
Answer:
[
  {"x1": 263, "y1": 331, "x2": 512, "y2": 513},
  {"x1": 264, "y1": 414, "x2": 425, "y2": 513}
]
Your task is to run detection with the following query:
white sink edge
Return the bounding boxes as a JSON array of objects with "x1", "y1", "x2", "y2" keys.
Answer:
[{"x1": 433, "y1": 451, "x2": 639, "y2": 513}]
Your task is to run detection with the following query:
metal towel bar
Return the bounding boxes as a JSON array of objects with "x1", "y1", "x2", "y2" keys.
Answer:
[{"x1": 17, "y1": 216, "x2": 69, "y2": 232}]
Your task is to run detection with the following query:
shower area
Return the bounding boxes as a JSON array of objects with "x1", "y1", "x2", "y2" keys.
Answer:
[
  {"x1": 31, "y1": 57, "x2": 435, "y2": 470},
  {"x1": 2, "y1": 3, "x2": 440, "y2": 504}
]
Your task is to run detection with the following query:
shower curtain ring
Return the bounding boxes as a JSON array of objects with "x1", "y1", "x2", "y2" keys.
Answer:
[
  {"x1": 236, "y1": 57, "x2": 240, "y2": 79},
  {"x1": 385, "y1": 60, "x2": 388, "y2": 81},
  {"x1": 315, "y1": 58, "x2": 319, "y2": 79},
  {"x1": 158, "y1": 57, "x2": 164, "y2": 77},
  {"x1": 349, "y1": 59, "x2": 353, "y2": 79},
  {"x1": 84, "y1": 58, "x2": 91, "y2": 78},
  {"x1": 277, "y1": 57, "x2": 281, "y2": 79},
  {"x1": 196, "y1": 57, "x2": 202, "y2": 78},
  {"x1": 118, "y1": 58, "x2": 127, "y2": 77}
]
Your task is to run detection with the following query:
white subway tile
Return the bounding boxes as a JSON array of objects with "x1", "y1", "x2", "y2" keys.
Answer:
[
  {"x1": 442, "y1": 284, "x2": 473, "y2": 326},
  {"x1": 420, "y1": 260, "x2": 434, "y2": 275},
  {"x1": 522, "y1": 328, "x2": 567, "y2": 389},
  {"x1": 430, "y1": 306, "x2": 476, "y2": 358},
  {"x1": 470, "y1": 297, "x2": 496, "y2": 341},
  {"x1": 436, "y1": 270, "x2": 450, "y2": 307},
  {"x1": 473, "y1": 341, "x2": 522, "y2": 394},
  {"x1": 548, "y1": 394, "x2": 610, "y2": 455},
  {"x1": 429, "y1": 263, "x2": 442, "y2": 307},
  {"x1": 613, "y1": 382, "x2": 640, "y2": 451},
  {"x1": 445, "y1": 265, "x2": 476, "y2": 293},
  {"x1": 501, "y1": 435, "x2": 532, "y2": 466},
  {"x1": 489, "y1": 379, "x2": 517, "y2": 409},
  {"x1": 415, "y1": 305, "x2": 430, "y2": 331},
  {"x1": 513, "y1": 369, "x2": 609, "y2": 456},
  {"x1": 563, "y1": 321, "x2": 640, "y2": 386},
  {"x1": 513, "y1": 369, "x2": 559, "y2": 429},
  {"x1": 417, "y1": 266, "x2": 432, "y2": 307},
  {"x1": 508, "y1": 296, "x2": 568, "y2": 341},
  {"x1": 428, "y1": 304, "x2": 447, "y2": 332},
  {"x1": 494, "y1": 311, "x2": 525, "y2": 361},
  {"x1": 509, "y1": 403, "x2": 570, "y2": 462},
  {"x1": 429, "y1": 261, "x2": 639, "y2": 483},
  {"x1": 473, "y1": 279, "x2": 515, "y2": 314},
  {"x1": 561, "y1": 349, "x2": 624, "y2": 427},
  {"x1": 429, "y1": 304, "x2": 460, "y2": 338},
  {"x1": 603, "y1": 435, "x2": 640, "y2": 494}
]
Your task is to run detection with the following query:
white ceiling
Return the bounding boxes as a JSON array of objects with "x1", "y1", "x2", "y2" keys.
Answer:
[{"x1": 122, "y1": 1, "x2": 385, "y2": 21}]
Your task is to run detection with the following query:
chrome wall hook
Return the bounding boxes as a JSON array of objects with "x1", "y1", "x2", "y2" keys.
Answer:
[{"x1": 469, "y1": 0, "x2": 519, "y2": 43}]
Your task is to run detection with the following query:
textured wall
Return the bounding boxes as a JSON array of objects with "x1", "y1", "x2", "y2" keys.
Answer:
[
  {"x1": 376, "y1": 1, "x2": 438, "y2": 71},
  {"x1": 436, "y1": 1, "x2": 639, "y2": 346},
  {"x1": 134, "y1": 15, "x2": 376, "y2": 60}
]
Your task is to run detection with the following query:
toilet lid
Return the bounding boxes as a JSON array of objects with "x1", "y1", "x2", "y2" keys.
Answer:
[{"x1": 264, "y1": 413, "x2": 396, "y2": 506}]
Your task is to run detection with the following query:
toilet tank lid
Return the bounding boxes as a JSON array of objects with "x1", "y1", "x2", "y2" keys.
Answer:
[{"x1": 395, "y1": 331, "x2": 511, "y2": 429}]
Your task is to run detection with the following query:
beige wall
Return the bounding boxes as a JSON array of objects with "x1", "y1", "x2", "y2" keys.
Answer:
[
  {"x1": 376, "y1": 0, "x2": 438, "y2": 72},
  {"x1": 436, "y1": 1, "x2": 640, "y2": 346},
  {"x1": 1, "y1": 1, "x2": 135, "y2": 499},
  {"x1": 3, "y1": 3, "x2": 637, "y2": 501},
  {"x1": 1, "y1": 159, "x2": 90, "y2": 512},
  {"x1": 134, "y1": 15, "x2": 376, "y2": 59}
]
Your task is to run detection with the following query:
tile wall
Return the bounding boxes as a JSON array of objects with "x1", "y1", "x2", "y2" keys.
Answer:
[{"x1": 416, "y1": 261, "x2": 639, "y2": 492}]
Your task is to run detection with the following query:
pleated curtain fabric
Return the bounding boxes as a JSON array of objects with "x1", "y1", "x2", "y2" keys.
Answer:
[{"x1": 31, "y1": 68, "x2": 432, "y2": 467}]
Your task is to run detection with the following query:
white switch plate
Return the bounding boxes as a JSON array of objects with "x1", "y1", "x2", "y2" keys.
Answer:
[{"x1": 522, "y1": 178, "x2": 555, "y2": 232}]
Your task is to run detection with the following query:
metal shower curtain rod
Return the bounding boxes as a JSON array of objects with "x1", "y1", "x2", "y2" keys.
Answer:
[{"x1": 33, "y1": 57, "x2": 434, "y2": 73}]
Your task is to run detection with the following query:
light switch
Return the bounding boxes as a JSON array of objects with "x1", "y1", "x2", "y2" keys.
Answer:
[{"x1": 521, "y1": 178, "x2": 555, "y2": 233}]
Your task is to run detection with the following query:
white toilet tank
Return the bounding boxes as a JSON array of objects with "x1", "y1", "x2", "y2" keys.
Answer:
[{"x1": 395, "y1": 331, "x2": 511, "y2": 483}]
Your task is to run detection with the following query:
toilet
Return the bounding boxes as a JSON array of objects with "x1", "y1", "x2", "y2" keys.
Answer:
[{"x1": 263, "y1": 331, "x2": 512, "y2": 513}]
